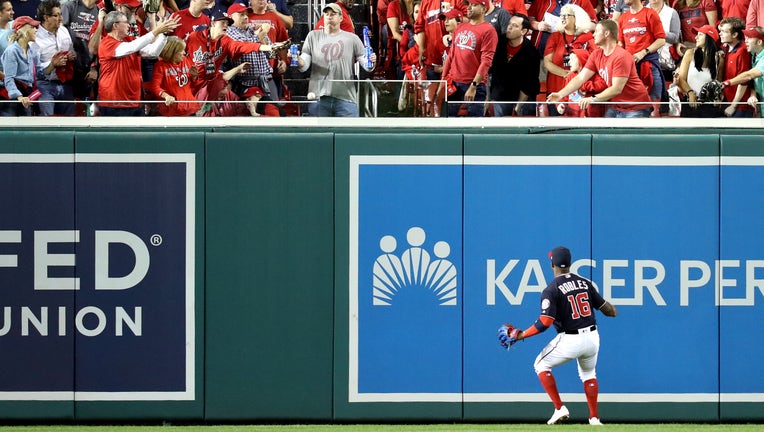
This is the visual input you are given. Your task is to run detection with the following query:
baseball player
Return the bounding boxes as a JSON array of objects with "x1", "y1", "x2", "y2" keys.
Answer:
[{"x1": 498, "y1": 246, "x2": 618, "y2": 425}]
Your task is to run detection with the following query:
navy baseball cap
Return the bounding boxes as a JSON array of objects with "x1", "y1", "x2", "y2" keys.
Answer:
[
  {"x1": 549, "y1": 246, "x2": 571, "y2": 268},
  {"x1": 211, "y1": 11, "x2": 233, "y2": 24}
]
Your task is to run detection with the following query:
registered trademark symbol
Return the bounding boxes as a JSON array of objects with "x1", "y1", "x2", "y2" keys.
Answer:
[{"x1": 150, "y1": 234, "x2": 163, "y2": 246}]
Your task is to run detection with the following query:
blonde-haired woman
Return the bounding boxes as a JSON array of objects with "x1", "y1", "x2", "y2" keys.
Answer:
[
  {"x1": 146, "y1": 35, "x2": 200, "y2": 116},
  {"x1": 543, "y1": 4, "x2": 595, "y2": 102},
  {"x1": 1, "y1": 16, "x2": 42, "y2": 116}
]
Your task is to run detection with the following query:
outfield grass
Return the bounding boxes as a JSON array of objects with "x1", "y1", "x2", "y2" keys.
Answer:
[{"x1": 0, "y1": 425, "x2": 762, "y2": 432}]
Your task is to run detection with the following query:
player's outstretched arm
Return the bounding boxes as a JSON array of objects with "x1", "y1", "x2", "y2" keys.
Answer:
[
  {"x1": 600, "y1": 301, "x2": 617, "y2": 317},
  {"x1": 519, "y1": 315, "x2": 555, "y2": 340}
]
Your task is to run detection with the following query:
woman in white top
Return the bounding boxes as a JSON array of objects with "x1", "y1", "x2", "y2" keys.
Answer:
[{"x1": 675, "y1": 24, "x2": 724, "y2": 117}]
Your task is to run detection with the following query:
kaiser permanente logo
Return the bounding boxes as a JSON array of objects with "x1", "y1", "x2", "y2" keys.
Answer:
[{"x1": 372, "y1": 227, "x2": 457, "y2": 306}]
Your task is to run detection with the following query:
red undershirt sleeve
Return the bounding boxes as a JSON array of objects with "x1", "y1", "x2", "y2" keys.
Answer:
[{"x1": 522, "y1": 315, "x2": 554, "y2": 339}]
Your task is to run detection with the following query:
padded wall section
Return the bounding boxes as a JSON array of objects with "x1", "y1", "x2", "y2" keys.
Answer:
[
  {"x1": 205, "y1": 133, "x2": 334, "y2": 420},
  {"x1": 719, "y1": 135, "x2": 764, "y2": 421},
  {"x1": 0, "y1": 132, "x2": 76, "y2": 420},
  {"x1": 2, "y1": 128, "x2": 764, "y2": 423},
  {"x1": 591, "y1": 135, "x2": 720, "y2": 421},
  {"x1": 72, "y1": 132, "x2": 205, "y2": 420},
  {"x1": 334, "y1": 134, "x2": 464, "y2": 420},
  {"x1": 462, "y1": 134, "x2": 593, "y2": 421}
]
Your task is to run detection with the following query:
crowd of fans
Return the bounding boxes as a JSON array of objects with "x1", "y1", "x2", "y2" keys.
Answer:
[{"x1": 1, "y1": 0, "x2": 764, "y2": 117}]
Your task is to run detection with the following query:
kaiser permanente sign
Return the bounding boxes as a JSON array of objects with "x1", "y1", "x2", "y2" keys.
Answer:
[
  {"x1": 487, "y1": 256, "x2": 764, "y2": 307},
  {"x1": 0, "y1": 154, "x2": 195, "y2": 401},
  {"x1": 349, "y1": 154, "x2": 763, "y2": 404}
]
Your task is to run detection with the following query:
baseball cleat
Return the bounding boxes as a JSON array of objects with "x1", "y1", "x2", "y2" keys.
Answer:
[
  {"x1": 589, "y1": 417, "x2": 603, "y2": 426},
  {"x1": 547, "y1": 405, "x2": 570, "y2": 424}
]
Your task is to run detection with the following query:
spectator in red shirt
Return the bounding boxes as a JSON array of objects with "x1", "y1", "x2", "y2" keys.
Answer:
[
  {"x1": 527, "y1": 0, "x2": 596, "y2": 53},
  {"x1": 246, "y1": 0, "x2": 288, "y2": 97},
  {"x1": 186, "y1": 10, "x2": 276, "y2": 116},
  {"x1": 186, "y1": 10, "x2": 272, "y2": 89},
  {"x1": 720, "y1": 0, "x2": 749, "y2": 20},
  {"x1": 498, "y1": 0, "x2": 527, "y2": 15},
  {"x1": 388, "y1": 0, "x2": 417, "y2": 77},
  {"x1": 441, "y1": 0, "x2": 497, "y2": 116},
  {"x1": 673, "y1": 0, "x2": 716, "y2": 49},
  {"x1": 414, "y1": 0, "x2": 465, "y2": 81},
  {"x1": 543, "y1": 4, "x2": 595, "y2": 98},
  {"x1": 146, "y1": 35, "x2": 200, "y2": 115},
  {"x1": 247, "y1": 0, "x2": 289, "y2": 43},
  {"x1": 388, "y1": 0, "x2": 415, "y2": 52},
  {"x1": 171, "y1": 0, "x2": 213, "y2": 40},
  {"x1": 314, "y1": 0, "x2": 354, "y2": 33},
  {"x1": 89, "y1": 0, "x2": 149, "y2": 56},
  {"x1": 548, "y1": 19, "x2": 653, "y2": 117},
  {"x1": 97, "y1": 10, "x2": 180, "y2": 115},
  {"x1": 746, "y1": 0, "x2": 764, "y2": 28},
  {"x1": 555, "y1": 48, "x2": 608, "y2": 116},
  {"x1": 618, "y1": 0, "x2": 666, "y2": 104},
  {"x1": 719, "y1": 16, "x2": 754, "y2": 116}
]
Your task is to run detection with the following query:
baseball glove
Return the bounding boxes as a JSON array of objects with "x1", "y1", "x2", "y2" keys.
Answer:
[
  {"x1": 143, "y1": 0, "x2": 162, "y2": 14},
  {"x1": 498, "y1": 324, "x2": 521, "y2": 350}
]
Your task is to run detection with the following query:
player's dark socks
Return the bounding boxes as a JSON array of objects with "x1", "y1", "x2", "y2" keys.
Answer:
[
  {"x1": 584, "y1": 378, "x2": 599, "y2": 418},
  {"x1": 538, "y1": 371, "x2": 563, "y2": 409}
]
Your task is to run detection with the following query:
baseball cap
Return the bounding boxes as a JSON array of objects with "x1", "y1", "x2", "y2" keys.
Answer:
[
  {"x1": 211, "y1": 11, "x2": 233, "y2": 23},
  {"x1": 227, "y1": 2, "x2": 250, "y2": 15},
  {"x1": 323, "y1": 3, "x2": 342, "y2": 14},
  {"x1": 743, "y1": 26, "x2": 764, "y2": 39},
  {"x1": 693, "y1": 24, "x2": 719, "y2": 44},
  {"x1": 440, "y1": 8, "x2": 463, "y2": 20},
  {"x1": 243, "y1": 86, "x2": 265, "y2": 98},
  {"x1": 113, "y1": 0, "x2": 142, "y2": 7},
  {"x1": 12, "y1": 16, "x2": 40, "y2": 33},
  {"x1": 468, "y1": 0, "x2": 489, "y2": 7},
  {"x1": 549, "y1": 246, "x2": 572, "y2": 268}
]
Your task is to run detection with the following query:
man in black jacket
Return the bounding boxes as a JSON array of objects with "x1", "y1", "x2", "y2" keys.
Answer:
[{"x1": 490, "y1": 13, "x2": 540, "y2": 116}]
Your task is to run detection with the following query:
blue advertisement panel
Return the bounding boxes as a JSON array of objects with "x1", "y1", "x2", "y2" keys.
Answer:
[
  {"x1": 0, "y1": 154, "x2": 195, "y2": 401},
  {"x1": 591, "y1": 159, "x2": 719, "y2": 398},
  {"x1": 0, "y1": 157, "x2": 75, "y2": 394},
  {"x1": 464, "y1": 157, "x2": 592, "y2": 399},
  {"x1": 720, "y1": 159, "x2": 764, "y2": 401},
  {"x1": 350, "y1": 153, "x2": 763, "y2": 404},
  {"x1": 350, "y1": 156, "x2": 463, "y2": 402}
]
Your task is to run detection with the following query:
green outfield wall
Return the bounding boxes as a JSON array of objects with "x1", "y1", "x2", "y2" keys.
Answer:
[{"x1": 0, "y1": 127, "x2": 762, "y2": 423}]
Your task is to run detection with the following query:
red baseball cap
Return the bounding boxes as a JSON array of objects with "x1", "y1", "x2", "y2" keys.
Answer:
[
  {"x1": 12, "y1": 16, "x2": 40, "y2": 33},
  {"x1": 227, "y1": 2, "x2": 250, "y2": 15},
  {"x1": 743, "y1": 26, "x2": 764, "y2": 39},
  {"x1": 243, "y1": 86, "x2": 264, "y2": 98},
  {"x1": 114, "y1": 0, "x2": 142, "y2": 8},
  {"x1": 440, "y1": 8, "x2": 463, "y2": 20},
  {"x1": 467, "y1": 0, "x2": 488, "y2": 7},
  {"x1": 693, "y1": 24, "x2": 719, "y2": 44}
]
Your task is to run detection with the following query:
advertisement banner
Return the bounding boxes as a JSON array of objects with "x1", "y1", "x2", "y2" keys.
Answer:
[
  {"x1": 0, "y1": 154, "x2": 195, "y2": 401},
  {"x1": 349, "y1": 154, "x2": 763, "y2": 404}
]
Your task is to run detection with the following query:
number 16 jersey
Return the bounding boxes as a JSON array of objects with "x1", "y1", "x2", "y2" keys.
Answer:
[{"x1": 541, "y1": 272, "x2": 606, "y2": 333}]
